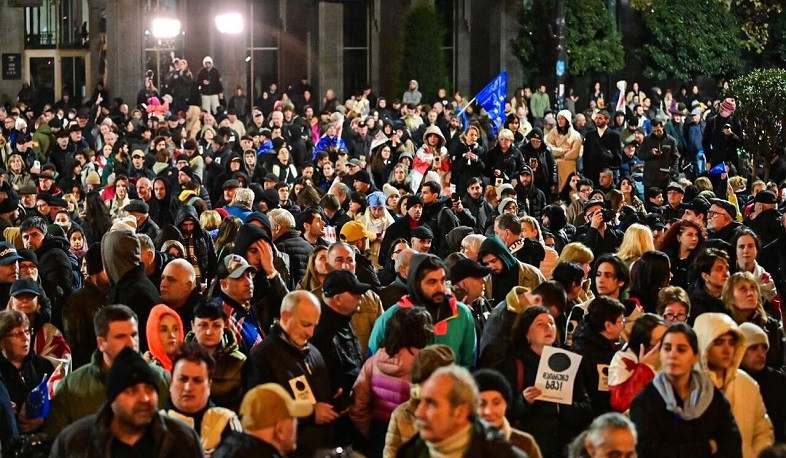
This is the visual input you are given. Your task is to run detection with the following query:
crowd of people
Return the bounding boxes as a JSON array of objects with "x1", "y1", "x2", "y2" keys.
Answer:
[{"x1": 0, "y1": 55, "x2": 785, "y2": 458}]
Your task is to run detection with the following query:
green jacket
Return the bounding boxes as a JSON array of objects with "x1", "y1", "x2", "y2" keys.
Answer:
[
  {"x1": 32, "y1": 122, "x2": 53, "y2": 162},
  {"x1": 368, "y1": 296, "x2": 477, "y2": 368},
  {"x1": 529, "y1": 92, "x2": 551, "y2": 119},
  {"x1": 185, "y1": 330, "x2": 246, "y2": 411},
  {"x1": 43, "y1": 349, "x2": 171, "y2": 438}
]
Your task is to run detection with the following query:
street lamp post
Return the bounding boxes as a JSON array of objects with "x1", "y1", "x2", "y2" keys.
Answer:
[{"x1": 554, "y1": 0, "x2": 567, "y2": 111}]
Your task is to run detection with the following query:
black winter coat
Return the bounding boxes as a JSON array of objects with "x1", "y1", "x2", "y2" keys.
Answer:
[
  {"x1": 484, "y1": 145, "x2": 525, "y2": 182},
  {"x1": 176, "y1": 204, "x2": 218, "y2": 285},
  {"x1": 310, "y1": 304, "x2": 363, "y2": 411},
  {"x1": 107, "y1": 265, "x2": 162, "y2": 352},
  {"x1": 582, "y1": 128, "x2": 622, "y2": 187},
  {"x1": 245, "y1": 323, "x2": 334, "y2": 456},
  {"x1": 630, "y1": 382, "x2": 742, "y2": 458},
  {"x1": 570, "y1": 317, "x2": 619, "y2": 417},
  {"x1": 214, "y1": 431, "x2": 285, "y2": 458},
  {"x1": 744, "y1": 366, "x2": 786, "y2": 442},
  {"x1": 49, "y1": 402, "x2": 203, "y2": 458},
  {"x1": 36, "y1": 235, "x2": 74, "y2": 330},
  {"x1": 0, "y1": 352, "x2": 53, "y2": 409},
  {"x1": 274, "y1": 230, "x2": 313, "y2": 287}
]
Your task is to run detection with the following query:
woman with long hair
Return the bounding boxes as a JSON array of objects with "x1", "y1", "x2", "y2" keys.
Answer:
[
  {"x1": 370, "y1": 144, "x2": 396, "y2": 189},
  {"x1": 722, "y1": 272, "x2": 784, "y2": 370},
  {"x1": 500, "y1": 306, "x2": 593, "y2": 457},
  {"x1": 628, "y1": 251, "x2": 672, "y2": 314},
  {"x1": 83, "y1": 191, "x2": 112, "y2": 245},
  {"x1": 214, "y1": 216, "x2": 242, "y2": 261},
  {"x1": 557, "y1": 171, "x2": 582, "y2": 209},
  {"x1": 630, "y1": 323, "x2": 742, "y2": 458},
  {"x1": 104, "y1": 174, "x2": 130, "y2": 218},
  {"x1": 658, "y1": 219, "x2": 706, "y2": 290},
  {"x1": 619, "y1": 176, "x2": 646, "y2": 216},
  {"x1": 387, "y1": 163, "x2": 411, "y2": 192},
  {"x1": 296, "y1": 245, "x2": 329, "y2": 291},
  {"x1": 617, "y1": 223, "x2": 655, "y2": 269},
  {"x1": 609, "y1": 313, "x2": 668, "y2": 413}
]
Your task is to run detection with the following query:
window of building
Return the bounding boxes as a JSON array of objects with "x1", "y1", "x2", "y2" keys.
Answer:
[
  {"x1": 143, "y1": 0, "x2": 182, "y2": 92},
  {"x1": 247, "y1": 0, "x2": 280, "y2": 107},
  {"x1": 342, "y1": 0, "x2": 370, "y2": 101},
  {"x1": 25, "y1": 0, "x2": 89, "y2": 49}
]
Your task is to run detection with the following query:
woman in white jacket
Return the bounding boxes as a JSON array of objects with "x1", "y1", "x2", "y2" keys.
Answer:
[
  {"x1": 694, "y1": 313, "x2": 774, "y2": 458},
  {"x1": 545, "y1": 109, "x2": 582, "y2": 189}
]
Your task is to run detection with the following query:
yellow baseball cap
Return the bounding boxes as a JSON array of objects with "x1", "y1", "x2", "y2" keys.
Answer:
[
  {"x1": 339, "y1": 220, "x2": 376, "y2": 243},
  {"x1": 240, "y1": 383, "x2": 313, "y2": 429}
]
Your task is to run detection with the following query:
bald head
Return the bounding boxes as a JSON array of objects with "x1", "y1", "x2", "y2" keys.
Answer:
[
  {"x1": 136, "y1": 177, "x2": 152, "y2": 201},
  {"x1": 160, "y1": 258, "x2": 196, "y2": 306},
  {"x1": 280, "y1": 290, "x2": 321, "y2": 347}
]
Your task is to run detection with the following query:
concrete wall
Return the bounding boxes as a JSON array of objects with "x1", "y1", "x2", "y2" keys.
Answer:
[
  {"x1": 0, "y1": 6, "x2": 27, "y2": 105},
  {"x1": 105, "y1": 0, "x2": 144, "y2": 107}
]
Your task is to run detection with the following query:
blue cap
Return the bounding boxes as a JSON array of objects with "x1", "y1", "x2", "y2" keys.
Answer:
[{"x1": 367, "y1": 191, "x2": 385, "y2": 208}]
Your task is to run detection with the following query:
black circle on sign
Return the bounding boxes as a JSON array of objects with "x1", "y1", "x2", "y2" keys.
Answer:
[
  {"x1": 547, "y1": 353, "x2": 572, "y2": 372},
  {"x1": 295, "y1": 380, "x2": 306, "y2": 391},
  {"x1": 602, "y1": 366, "x2": 609, "y2": 376}
]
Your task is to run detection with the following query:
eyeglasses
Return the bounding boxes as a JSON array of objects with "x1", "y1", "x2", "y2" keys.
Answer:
[
  {"x1": 707, "y1": 210, "x2": 726, "y2": 218},
  {"x1": 663, "y1": 313, "x2": 688, "y2": 323},
  {"x1": 4, "y1": 328, "x2": 32, "y2": 339}
]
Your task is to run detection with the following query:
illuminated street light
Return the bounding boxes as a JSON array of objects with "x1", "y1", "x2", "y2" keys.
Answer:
[
  {"x1": 151, "y1": 18, "x2": 181, "y2": 39},
  {"x1": 215, "y1": 13, "x2": 243, "y2": 34}
]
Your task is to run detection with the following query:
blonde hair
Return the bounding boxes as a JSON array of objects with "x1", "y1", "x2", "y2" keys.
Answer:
[
  {"x1": 617, "y1": 224, "x2": 655, "y2": 263},
  {"x1": 722, "y1": 271, "x2": 767, "y2": 322},
  {"x1": 558, "y1": 242, "x2": 594, "y2": 265},
  {"x1": 199, "y1": 210, "x2": 222, "y2": 231},
  {"x1": 728, "y1": 176, "x2": 747, "y2": 192},
  {"x1": 520, "y1": 216, "x2": 544, "y2": 244},
  {"x1": 695, "y1": 176, "x2": 713, "y2": 191}
]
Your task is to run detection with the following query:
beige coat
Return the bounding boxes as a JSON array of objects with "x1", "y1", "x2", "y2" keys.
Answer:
[{"x1": 546, "y1": 124, "x2": 583, "y2": 189}]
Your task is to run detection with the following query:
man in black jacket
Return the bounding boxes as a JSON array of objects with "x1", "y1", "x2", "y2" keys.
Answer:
[
  {"x1": 312, "y1": 270, "x2": 367, "y2": 446},
  {"x1": 461, "y1": 177, "x2": 494, "y2": 235},
  {"x1": 269, "y1": 208, "x2": 313, "y2": 287},
  {"x1": 513, "y1": 165, "x2": 547, "y2": 219},
  {"x1": 245, "y1": 290, "x2": 337, "y2": 457},
  {"x1": 49, "y1": 347, "x2": 202, "y2": 457},
  {"x1": 582, "y1": 110, "x2": 622, "y2": 187},
  {"x1": 176, "y1": 204, "x2": 217, "y2": 287},
  {"x1": 20, "y1": 216, "x2": 73, "y2": 330},
  {"x1": 379, "y1": 196, "x2": 424, "y2": 268},
  {"x1": 577, "y1": 199, "x2": 624, "y2": 258}
]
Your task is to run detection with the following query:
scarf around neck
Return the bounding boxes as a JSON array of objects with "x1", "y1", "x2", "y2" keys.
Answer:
[{"x1": 652, "y1": 369, "x2": 714, "y2": 421}]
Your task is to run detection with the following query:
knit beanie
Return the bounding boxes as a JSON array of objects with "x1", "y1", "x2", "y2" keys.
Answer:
[
  {"x1": 106, "y1": 347, "x2": 159, "y2": 403},
  {"x1": 516, "y1": 306, "x2": 550, "y2": 341},
  {"x1": 406, "y1": 195, "x2": 423, "y2": 210},
  {"x1": 474, "y1": 368, "x2": 513, "y2": 403},
  {"x1": 719, "y1": 98, "x2": 736, "y2": 114},
  {"x1": 410, "y1": 344, "x2": 455, "y2": 385}
]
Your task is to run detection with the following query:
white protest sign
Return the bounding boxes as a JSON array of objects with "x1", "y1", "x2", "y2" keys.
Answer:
[{"x1": 534, "y1": 346, "x2": 582, "y2": 405}]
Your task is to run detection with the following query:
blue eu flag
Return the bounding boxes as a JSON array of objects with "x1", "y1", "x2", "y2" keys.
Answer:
[{"x1": 474, "y1": 71, "x2": 508, "y2": 135}]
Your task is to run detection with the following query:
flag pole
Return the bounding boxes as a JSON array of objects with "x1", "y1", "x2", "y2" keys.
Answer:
[{"x1": 456, "y1": 97, "x2": 477, "y2": 117}]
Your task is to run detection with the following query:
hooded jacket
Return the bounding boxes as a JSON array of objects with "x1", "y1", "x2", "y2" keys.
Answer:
[
  {"x1": 570, "y1": 314, "x2": 620, "y2": 417},
  {"x1": 232, "y1": 224, "x2": 289, "y2": 333},
  {"x1": 478, "y1": 235, "x2": 545, "y2": 306},
  {"x1": 146, "y1": 304, "x2": 185, "y2": 372},
  {"x1": 35, "y1": 234, "x2": 74, "y2": 330},
  {"x1": 694, "y1": 313, "x2": 774, "y2": 458},
  {"x1": 176, "y1": 204, "x2": 218, "y2": 285},
  {"x1": 149, "y1": 177, "x2": 179, "y2": 229},
  {"x1": 102, "y1": 229, "x2": 162, "y2": 352},
  {"x1": 478, "y1": 286, "x2": 539, "y2": 371},
  {"x1": 368, "y1": 254, "x2": 476, "y2": 368}
]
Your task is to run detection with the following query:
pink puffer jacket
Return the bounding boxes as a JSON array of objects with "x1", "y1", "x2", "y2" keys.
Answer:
[{"x1": 349, "y1": 347, "x2": 419, "y2": 437}]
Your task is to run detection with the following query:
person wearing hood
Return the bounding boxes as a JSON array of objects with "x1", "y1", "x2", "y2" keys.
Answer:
[
  {"x1": 582, "y1": 110, "x2": 621, "y2": 188},
  {"x1": 694, "y1": 313, "x2": 774, "y2": 457},
  {"x1": 477, "y1": 235, "x2": 545, "y2": 306},
  {"x1": 410, "y1": 125, "x2": 447, "y2": 192},
  {"x1": 368, "y1": 254, "x2": 476, "y2": 368},
  {"x1": 149, "y1": 177, "x2": 179, "y2": 229},
  {"x1": 176, "y1": 204, "x2": 217, "y2": 288},
  {"x1": 144, "y1": 303, "x2": 185, "y2": 372},
  {"x1": 545, "y1": 110, "x2": 582, "y2": 191},
  {"x1": 19, "y1": 216, "x2": 73, "y2": 330},
  {"x1": 521, "y1": 128, "x2": 557, "y2": 199},
  {"x1": 739, "y1": 322, "x2": 786, "y2": 443},
  {"x1": 102, "y1": 227, "x2": 162, "y2": 352},
  {"x1": 630, "y1": 322, "x2": 742, "y2": 458},
  {"x1": 402, "y1": 80, "x2": 422, "y2": 105},
  {"x1": 232, "y1": 222, "x2": 289, "y2": 325}
]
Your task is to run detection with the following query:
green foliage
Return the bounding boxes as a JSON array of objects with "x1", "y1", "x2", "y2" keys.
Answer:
[
  {"x1": 513, "y1": 0, "x2": 623, "y2": 82},
  {"x1": 636, "y1": 0, "x2": 743, "y2": 80},
  {"x1": 729, "y1": 0, "x2": 782, "y2": 53},
  {"x1": 564, "y1": 0, "x2": 624, "y2": 75},
  {"x1": 395, "y1": 4, "x2": 450, "y2": 103},
  {"x1": 728, "y1": 69, "x2": 786, "y2": 179}
]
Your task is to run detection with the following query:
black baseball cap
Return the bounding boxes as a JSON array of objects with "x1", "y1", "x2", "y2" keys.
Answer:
[
  {"x1": 322, "y1": 270, "x2": 372, "y2": 298},
  {"x1": 449, "y1": 258, "x2": 492, "y2": 284}
]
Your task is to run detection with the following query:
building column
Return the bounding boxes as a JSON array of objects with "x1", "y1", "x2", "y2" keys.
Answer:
[
  {"x1": 106, "y1": 0, "x2": 144, "y2": 106},
  {"x1": 501, "y1": 0, "x2": 522, "y2": 96},
  {"x1": 454, "y1": 0, "x2": 471, "y2": 95},
  {"x1": 317, "y1": 1, "x2": 342, "y2": 103}
]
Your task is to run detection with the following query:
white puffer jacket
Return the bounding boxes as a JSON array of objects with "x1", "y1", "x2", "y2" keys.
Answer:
[{"x1": 694, "y1": 313, "x2": 774, "y2": 458}]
